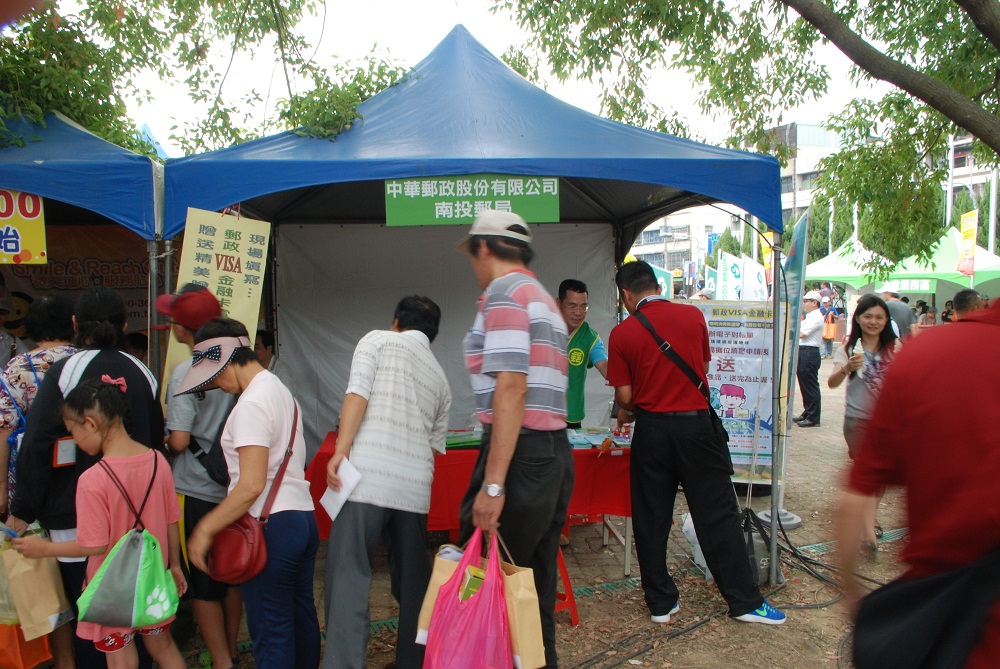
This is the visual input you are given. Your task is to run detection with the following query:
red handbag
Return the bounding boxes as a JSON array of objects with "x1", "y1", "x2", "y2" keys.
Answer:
[{"x1": 207, "y1": 404, "x2": 298, "y2": 585}]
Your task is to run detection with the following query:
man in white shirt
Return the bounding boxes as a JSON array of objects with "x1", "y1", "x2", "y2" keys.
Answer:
[
  {"x1": 322, "y1": 296, "x2": 452, "y2": 669},
  {"x1": 795, "y1": 290, "x2": 825, "y2": 427}
]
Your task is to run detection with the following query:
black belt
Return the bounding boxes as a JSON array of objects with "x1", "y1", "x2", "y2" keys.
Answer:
[
  {"x1": 640, "y1": 409, "x2": 712, "y2": 417},
  {"x1": 800, "y1": 345, "x2": 820, "y2": 349},
  {"x1": 481, "y1": 426, "x2": 565, "y2": 436}
]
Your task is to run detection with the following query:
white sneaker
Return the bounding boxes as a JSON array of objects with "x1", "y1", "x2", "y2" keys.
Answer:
[{"x1": 650, "y1": 601, "x2": 680, "y2": 624}]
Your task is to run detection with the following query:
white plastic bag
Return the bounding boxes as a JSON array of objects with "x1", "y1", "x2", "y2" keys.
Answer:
[{"x1": 681, "y1": 513, "x2": 714, "y2": 582}]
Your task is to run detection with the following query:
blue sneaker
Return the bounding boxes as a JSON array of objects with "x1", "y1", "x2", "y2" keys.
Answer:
[
  {"x1": 733, "y1": 600, "x2": 786, "y2": 625},
  {"x1": 650, "y1": 601, "x2": 680, "y2": 624}
]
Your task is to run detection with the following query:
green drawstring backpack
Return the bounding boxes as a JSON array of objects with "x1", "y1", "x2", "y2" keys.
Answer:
[{"x1": 77, "y1": 452, "x2": 179, "y2": 628}]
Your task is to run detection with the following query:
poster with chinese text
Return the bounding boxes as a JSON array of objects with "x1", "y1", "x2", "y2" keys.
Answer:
[
  {"x1": 1, "y1": 226, "x2": 160, "y2": 338},
  {"x1": 161, "y1": 208, "x2": 271, "y2": 403},
  {"x1": 958, "y1": 209, "x2": 977, "y2": 276},
  {"x1": 694, "y1": 302, "x2": 774, "y2": 483},
  {"x1": 0, "y1": 189, "x2": 48, "y2": 264},
  {"x1": 384, "y1": 174, "x2": 559, "y2": 226}
]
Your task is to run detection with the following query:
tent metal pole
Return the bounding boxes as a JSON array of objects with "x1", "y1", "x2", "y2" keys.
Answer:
[
  {"x1": 147, "y1": 239, "x2": 161, "y2": 378},
  {"x1": 164, "y1": 239, "x2": 174, "y2": 296},
  {"x1": 769, "y1": 233, "x2": 783, "y2": 586}
]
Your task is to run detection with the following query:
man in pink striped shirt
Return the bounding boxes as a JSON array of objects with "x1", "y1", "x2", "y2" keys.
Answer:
[{"x1": 457, "y1": 210, "x2": 572, "y2": 668}]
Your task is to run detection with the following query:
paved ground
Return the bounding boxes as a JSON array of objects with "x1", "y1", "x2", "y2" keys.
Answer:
[{"x1": 182, "y1": 353, "x2": 906, "y2": 668}]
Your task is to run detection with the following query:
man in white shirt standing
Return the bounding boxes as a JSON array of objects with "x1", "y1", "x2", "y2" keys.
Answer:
[
  {"x1": 795, "y1": 290, "x2": 825, "y2": 427},
  {"x1": 322, "y1": 296, "x2": 452, "y2": 669}
]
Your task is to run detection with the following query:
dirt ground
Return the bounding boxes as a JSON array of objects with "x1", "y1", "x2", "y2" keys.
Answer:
[{"x1": 179, "y1": 355, "x2": 906, "y2": 669}]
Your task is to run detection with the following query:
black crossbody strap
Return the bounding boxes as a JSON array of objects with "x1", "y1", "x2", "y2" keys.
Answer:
[
  {"x1": 99, "y1": 450, "x2": 158, "y2": 531},
  {"x1": 632, "y1": 309, "x2": 712, "y2": 409}
]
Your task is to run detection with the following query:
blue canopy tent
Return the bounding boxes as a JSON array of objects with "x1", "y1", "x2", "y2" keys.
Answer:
[
  {"x1": 0, "y1": 112, "x2": 163, "y2": 240},
  {"x1": 163, "y1": 25, "x2": 782, "y2": 245},
  {"x1": 162, "y1": 25, "x2": 785, "y2": 454},
  {"x1": 0, "y1": 111, "x2": 166, "y2": 370}
]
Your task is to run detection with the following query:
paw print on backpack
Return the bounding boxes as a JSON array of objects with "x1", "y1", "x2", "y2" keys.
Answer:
[{"x1": 145, "y1": 585, "x2": 170, "y2": 619}]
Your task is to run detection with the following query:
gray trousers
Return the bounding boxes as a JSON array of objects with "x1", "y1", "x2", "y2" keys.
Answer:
[{"x1": 322, "y1": 501, "x2": 431, "y2": 669}]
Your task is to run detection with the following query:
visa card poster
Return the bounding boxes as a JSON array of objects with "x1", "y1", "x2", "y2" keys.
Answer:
[
  {"x1": 694, "y1": 301, "x2": 775, "y2": 484},
  {"x1": 160, "y1": 208, "x2": 271, "y2": 403}
]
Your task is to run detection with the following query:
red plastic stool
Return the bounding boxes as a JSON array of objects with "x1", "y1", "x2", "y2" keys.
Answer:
[{"x1": 554, "y1": 547, "x2": 579, "y2": 626}]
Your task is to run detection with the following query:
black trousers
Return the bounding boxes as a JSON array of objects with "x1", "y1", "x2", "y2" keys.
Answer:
[
  {"x1": 459, "y1": 428, "x2": 574, "y2": 669},
  {"x1": 796, "y1": 345, "x2": 822, "y2": 422},
  {"x1": 630, "y1": 411, "x2": 762, "y2": 617}
]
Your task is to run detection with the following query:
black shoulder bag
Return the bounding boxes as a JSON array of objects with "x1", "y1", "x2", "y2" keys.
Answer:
[
  {"x1": 187, "y1": 414, "x2": 232, "y2": 487},
  {"x1": 186, "y1": 401, "x2": 234, "y2": 487},
  {"x1": 853, "y1": 541, "x2": 1000, "y2": 669}
]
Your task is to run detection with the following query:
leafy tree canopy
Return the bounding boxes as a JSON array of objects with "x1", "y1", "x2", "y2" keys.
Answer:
[
  {"x1": 0, "y1": 0, "x2": 409, "y2": 154},
  {"x1": 497, "y1": 0, "x2": 1000, "y2": 263}
]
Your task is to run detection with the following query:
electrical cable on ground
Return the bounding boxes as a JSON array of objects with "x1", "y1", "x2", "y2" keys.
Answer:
[{"x1": 562, "y1": 511, "x2": 900, "y2": 669}]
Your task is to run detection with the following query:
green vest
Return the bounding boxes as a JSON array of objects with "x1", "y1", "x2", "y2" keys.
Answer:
[{"x1": 566, "y1": 321, "x2": 600, "y2": 423}]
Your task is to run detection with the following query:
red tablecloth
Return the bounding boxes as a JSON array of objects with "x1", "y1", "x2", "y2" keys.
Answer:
[{"x1": 306, "y1": 431, "x2": 632, "y2": 539}]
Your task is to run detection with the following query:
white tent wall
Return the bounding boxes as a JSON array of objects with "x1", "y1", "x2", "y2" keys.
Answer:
[{"x1": 275, "y1": 222, "x2": 617, "y2": 457}]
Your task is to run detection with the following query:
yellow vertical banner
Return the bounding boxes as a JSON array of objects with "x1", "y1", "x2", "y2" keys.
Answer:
[
  {"x1": 0, "y1": 189, "x2": 48, "y2": 264},
  {"x1": 958, "y1": 209, "x2": 977, "y2": 277},
  {"x1": 160, "y1": 208, "x2": 272, "y2": 403},
  {"x1": 760, "y1": 231, "x2": 774, "y2": 271}
]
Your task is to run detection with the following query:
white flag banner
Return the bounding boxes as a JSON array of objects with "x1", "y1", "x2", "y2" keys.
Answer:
[
  {"x1": 717, "y1": 251, "x2": 743, "y2": 301},
  {"x1": 741, "y1": 255, "x2": 768, "y2": 301}
]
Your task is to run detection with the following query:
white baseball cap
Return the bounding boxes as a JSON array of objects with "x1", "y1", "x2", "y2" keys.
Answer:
[
  {"x1": 803, "y1": 290, "x2": 822, "y2": 302},
  {"x1": 456, "y1": 210, "x2": 532, "y2": 251}
]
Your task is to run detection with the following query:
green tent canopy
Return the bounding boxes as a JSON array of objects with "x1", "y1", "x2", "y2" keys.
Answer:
[
  {"x1": 805, "y1": 239, "x2": 883, "y2": 288},
  {"x1": 883, "y1": 227, "x2": 1000, "y2": 289}
]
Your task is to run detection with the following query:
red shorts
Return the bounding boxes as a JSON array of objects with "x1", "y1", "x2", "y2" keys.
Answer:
[{"x1": 94, "y1": 622, "x2": 171, "y2": 653}]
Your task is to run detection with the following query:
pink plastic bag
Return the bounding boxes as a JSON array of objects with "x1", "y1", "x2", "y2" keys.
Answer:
[{"x1": 423, "y1": 528, "x2": 513, "y2": 669}]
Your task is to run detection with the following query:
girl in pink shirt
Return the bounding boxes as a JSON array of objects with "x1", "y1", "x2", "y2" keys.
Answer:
[{"x1": 14, "y1": 379, "x2": 187, "y2": 669}]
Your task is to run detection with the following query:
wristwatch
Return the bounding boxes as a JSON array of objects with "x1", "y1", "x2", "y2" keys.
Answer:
[{"x1": 481, "y1": 482, "x2": 506, "y2": 498}]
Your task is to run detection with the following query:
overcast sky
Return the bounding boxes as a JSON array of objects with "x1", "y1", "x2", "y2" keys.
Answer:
[{"x1": 127, "y1": 0, "x2": 889, "y2": 156}]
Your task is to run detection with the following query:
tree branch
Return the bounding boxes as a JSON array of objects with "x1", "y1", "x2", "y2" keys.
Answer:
[
  {"x1": 954, "y1": 0, "x2": 1000, "y2": 55},
  {"x1": 779, "y1": 0, "x2": 1000, "y2": 156}
]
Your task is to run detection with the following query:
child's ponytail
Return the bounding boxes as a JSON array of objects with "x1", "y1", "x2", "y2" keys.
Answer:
[{"x1": 63, "y1": 377, "x2": 134, "y2": 435}]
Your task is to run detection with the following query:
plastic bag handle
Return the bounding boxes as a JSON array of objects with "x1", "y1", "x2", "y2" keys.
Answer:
[{"x1": 453, "y1": 528, "x2": 502, "y2": 601}]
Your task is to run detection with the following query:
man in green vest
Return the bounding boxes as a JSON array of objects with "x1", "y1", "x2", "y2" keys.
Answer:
[{"x1": 558, "y1": 279, "x2": 608, "y2": 429}]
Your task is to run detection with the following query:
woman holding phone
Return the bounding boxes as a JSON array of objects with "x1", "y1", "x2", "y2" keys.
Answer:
[{"x1": 828, "y1": 294, "x2": 899, "y2": 554}]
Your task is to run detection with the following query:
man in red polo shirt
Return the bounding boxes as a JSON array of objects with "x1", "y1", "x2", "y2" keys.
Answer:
[
  {"x1": 838, "y1": 299, "x2": 1000, "y2": 667},
  {"x1": 607, "y1": 261, "x2": 785, "y2": 626}
]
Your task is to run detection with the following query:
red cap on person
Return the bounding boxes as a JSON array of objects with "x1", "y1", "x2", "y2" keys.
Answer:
[{"x1": 155, "y1": 284, "x2": 221, "y2": 331}]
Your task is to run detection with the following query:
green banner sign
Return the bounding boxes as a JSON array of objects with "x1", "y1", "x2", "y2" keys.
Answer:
[{"x1": 384, "y1": 174, "x2": 560, "y2": 227}]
